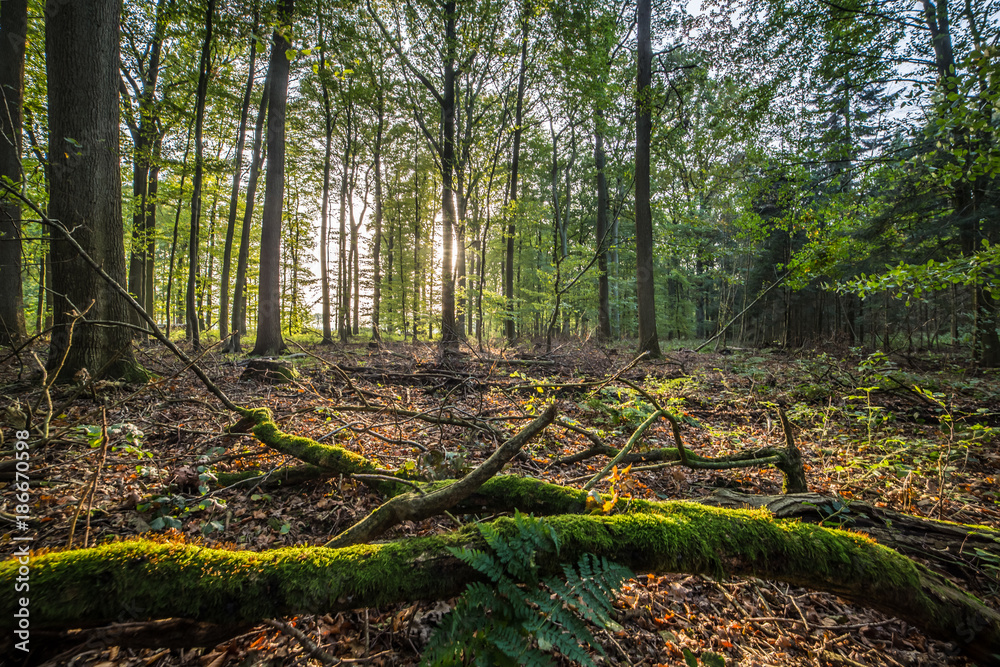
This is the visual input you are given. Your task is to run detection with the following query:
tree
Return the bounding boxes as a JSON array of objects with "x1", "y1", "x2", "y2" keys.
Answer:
[
  {"x1": 505, "y1": 0, "x2": 530, "y2": 344},
  {"x1": 634, "y1": 0, "x2": 661, "y2": 357},
  {"x1": 226, "y1": 69, "x2": 269, "y2": 354},
  {"x1": 122, "y1": 0, "x2": 170, "y2": 336},
  {"x1": 220, "y1": 5, "x2": 261, "y2": 347},
  {"x1": 368, "y1": 0, "x2": 463, "y2": 347},
  {"x1": 185, "y1": 0, "x2": 216, "y2": 350},
  {"x1": 0, "y1": 0, "x2": 28, "y2": 345},
  {"x1": 250, "y1": 0, "x2": 294, "y2": 356},
  {"x1": 44, "y1": 0, "x2": 142, "y2": 381}
]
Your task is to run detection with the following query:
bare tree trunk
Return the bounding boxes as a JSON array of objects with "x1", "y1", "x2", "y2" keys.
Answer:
[
  {"x1": 317, "y1": 17, "x2": 336, "y2": 344},
  {"x1": 0, "y1": 0, "x2": 28, "y2": 346},
  {"x1": 45, "y1": 0, "x2": 141, "y2": 381},
  {"x1": 228, "y1": 72, "x2": 270, "y2": 353},
  {"x1": 185, "y1": 0, "x2": 215, "y2": 350},
  {"x1": 125, "y1": 0, "x2": 167, "y2": 337},
  {"x1": 371, "y1": 84, "x2": 385, "y2": 342},
  {"x1": 505, "y1": 4, "x2": 528, "y2": 344},
  {"x1": 249, "y1": 0, "x2": 294, "y2": 356},
  {"x1": 634, "y1": 0, "x2": 660, "y2": 358},
  {"x1": 437, "y1": 0, "x2": 459, "y2": 348},
  {"x1": 165, "y1": 123, "x2": 194, "y2": 341},
  {"x1": 337, "y1": 103, "x2": 352, "y2": 343},
  {"x1": 220, "y1": 6, "x2": 259, "y2": 345},
  {"x1": 595, "y1": 115, "x2": 611, "y2": 341}
]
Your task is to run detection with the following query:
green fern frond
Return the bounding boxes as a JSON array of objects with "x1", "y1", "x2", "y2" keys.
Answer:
[{"x1": 421, "y1": 514, "x2": 632, "y2": 667}]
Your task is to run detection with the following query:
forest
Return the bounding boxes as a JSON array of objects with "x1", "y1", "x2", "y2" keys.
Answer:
[{"x1": 0, "y1": 0, "x2": 998, "y2": 664}]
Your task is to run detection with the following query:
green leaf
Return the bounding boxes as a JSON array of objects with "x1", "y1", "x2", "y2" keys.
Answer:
[{"x1": 702, "y1": 652, "x2": 727, "y2": 667}]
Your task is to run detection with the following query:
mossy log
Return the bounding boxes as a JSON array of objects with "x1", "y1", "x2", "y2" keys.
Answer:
[
  {"x1": 2, "y1": 506, "x2": 998, "y2": 664},
  {"x1": 701, "y1": 488, "x2": 1000, "y2": 591}
]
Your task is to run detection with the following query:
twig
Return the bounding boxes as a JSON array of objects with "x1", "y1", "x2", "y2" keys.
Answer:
[
  {"x1": 264, "y1": 618, "x2": 339, "y2": 665},
  {"x1": 695, "y1": 271, "x2": 790, "y2": 352},
  {"x1": 583, "y1": 409, "x2": 663, "y2": 492},
  {"x1": 351, "y1": 474, "x2": 425, "y2": 494},
  {"x1": 0, "y1": 181, "x2": 243, "y2": 414},
  {"x1": 68, "y1": 407, "x2": 110, "y2": 549}
]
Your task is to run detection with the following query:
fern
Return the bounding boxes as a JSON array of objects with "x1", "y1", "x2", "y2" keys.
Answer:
[{"x1": 421, "y1": 511, "x2": 633, "y2": 667}]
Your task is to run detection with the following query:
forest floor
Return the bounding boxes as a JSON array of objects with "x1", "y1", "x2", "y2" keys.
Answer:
[{"x1": 2, "y1": 337, "x2": 999, "y2": 667}]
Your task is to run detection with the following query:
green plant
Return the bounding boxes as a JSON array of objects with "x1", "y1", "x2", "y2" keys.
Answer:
[{"x1": 421, "y1": 512, "x2": 632, "y2": 667}]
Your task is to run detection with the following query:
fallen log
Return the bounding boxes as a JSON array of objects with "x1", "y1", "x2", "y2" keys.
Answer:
[
  {"x1": 699, "y1": 488, "x2": 1000, "y2": 594},
  {"x1": 2, "y1": 506, "x2": 998, "y2": 664}
]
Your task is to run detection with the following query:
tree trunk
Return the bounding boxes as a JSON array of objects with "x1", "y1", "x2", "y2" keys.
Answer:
[
  {"x1": 185, "y1": 0, "x2": 216, "y2": 350},
  {"x1": 227, "y1": 72, "x2": 270, "y2": 353},
  {"x1": 250, "y1": 0, "x2": 293, "y2": 356},
  {"x1": 594, "y1": 115, "x2": 611, "y2": 341},
  {"x1": 143, "y1": 138, "x2": 161, "y2": 321},
  {"x1": 4, "y1": 504, "x2": 999, "y2": 665},
  {"x1": 371, "y1": 85, "x2": 385, "y2": 342},
  {"x1": 438, "y1": 0, "x2": 459, "y2": 348},
  {"x1": 220, "y1": 7, "x2": 259, "y2": 346},
  {"x1": 125, "y1": 0, "x2": 167, "y2": 337},
  {"x1": 0, "y1": 0, "x2": 28, "y2": 346},
  {"x1": 317, "y1": 20, "x2": 335, "y2": 345},
  {"x1": 165, "y1": 123, "x2": 194, "y2": 341},
  {"x1": 505, "y1": 5, "x2": 528, "y2": 344},
  {"x1": 337, "y1": 104, "x2": 352, "y2": 343},
  {"x1": 45, "y1": 0, "x2": 141, "y2": 381},
  {"x1": 634, "y1": 0, "x2": 660, "y2": 358}
]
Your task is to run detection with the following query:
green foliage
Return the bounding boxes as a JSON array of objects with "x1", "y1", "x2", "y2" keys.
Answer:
[
  {"x1": 838, "y1": 242, "x2": 1000, "y2": 304},
  {"x1": 421, "y1": 512, "x2": 633, "y2": 667},
  {"x1": 683, "y1": 647, "x2": 727, "y2": 667}
]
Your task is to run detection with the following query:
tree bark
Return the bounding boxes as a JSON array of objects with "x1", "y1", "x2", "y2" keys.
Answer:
[
  {"x1": 0, "y1": 0, "x2": 28, "y2": 346},
  {"x1": 437, "y1": 0, "x2": 459, "y2": 348},
  {"x1": 250, "y1": 0, "x2": 294, "y2": 356},
  {"x1": 337, "y1": 99, "x2": 352, "y2": 343},
  {"x1": 634, "y1": 0, "x2": 660, "y2": 358},
  {"x1": 165, "y1": 123, "x2": 194, "y2": 341},
  {"x1": 45, "y1": 0, "x2": 142, "y2": 381},
  {"x1": 220, "y1": 7, "x2": 259, "y2": 345}
]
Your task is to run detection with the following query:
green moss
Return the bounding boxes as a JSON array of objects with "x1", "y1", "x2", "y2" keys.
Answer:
[
  {"x1": 2, "y1": 508, "x2": 993, "y2": 658},
  {"x1": 240, "y1": 408, "x2": 378, "y2": 476}
]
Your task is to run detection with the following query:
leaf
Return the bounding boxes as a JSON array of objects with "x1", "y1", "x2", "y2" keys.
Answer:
[{"x1": 702, "y1": 652, "x2": 726, "y2": 667}]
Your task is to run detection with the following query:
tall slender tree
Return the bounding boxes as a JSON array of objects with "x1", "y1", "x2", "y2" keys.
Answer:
[
  {"x1": 505, "y1": 0, "x2": 530, "y2": 343},
  {"x1": 0, "y1": 0, "x2": 28, "y2": 345},
  {"x1": 220, "y1": 5, "x2": 260, "y2": 346},
  {"x1": 185, "y1": 0, "x2": 216, "y2": 350},
  {"x1": 634, "y1": 0, "x2": 661, "y2": 357},
  {"x1": 368, "y1": 0, "x2": 461, "y2": 347},
  {"x1": 124, "y1": 0, "x2": 169, "y2": 335},
  {"x1": 227, "y1": 73, "x2": 269, "y2": 353},
  {"x1": 250, "y1": 0, "x2": 295, "y2": 356}
]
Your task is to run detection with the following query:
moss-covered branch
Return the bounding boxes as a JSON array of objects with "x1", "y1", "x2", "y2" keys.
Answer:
[
  {"x1": 323, "y1": 405, "x2": 557, "y2": 548},
  {"x1": 2, "y1": 506, "x2": 998, "y2": 664}
]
